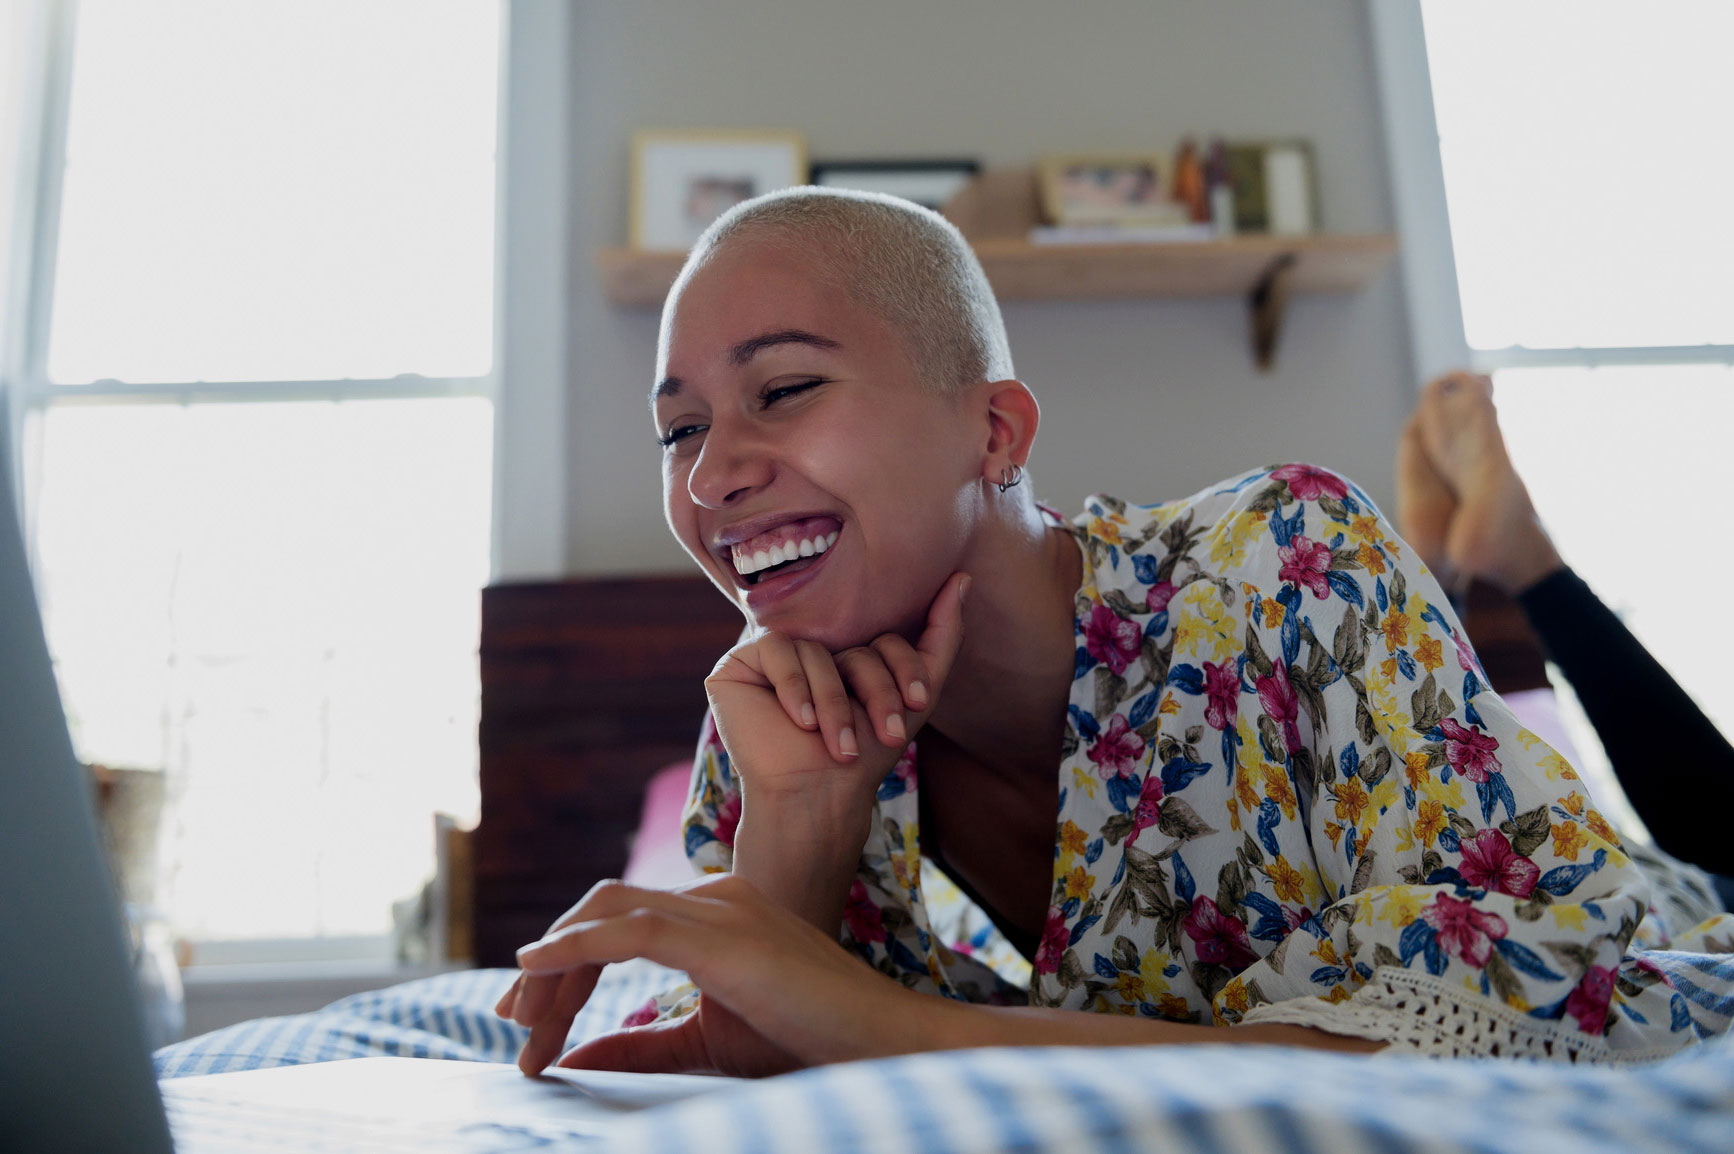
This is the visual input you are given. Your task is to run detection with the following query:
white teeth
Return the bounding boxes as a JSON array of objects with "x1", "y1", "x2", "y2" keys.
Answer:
[
  {"x1": 752, "y1": 549, "x2": 771, "y2": 571},
  {"x1": 825, "y1": 531, "x2": 838, "y2": 548},
  {"x1": 812, "y1": 536, "x2": 828, "y2": 554},
  {"x1": 733, "y1": 552, "x2": 750, "y2": 575},
  {"x1": 798, "y1": 538, "x2": 815, "y2": 557},
  {"x1": 731, "y1": 528, "x2": 840, "y2": 578}
]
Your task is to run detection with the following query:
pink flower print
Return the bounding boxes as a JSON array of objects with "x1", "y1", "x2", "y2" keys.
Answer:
[
  {"x1": 1084, "y1": 605, "x2": 1142, "y2": 676},
  {"x1": 1457, "y1": 828, "x2": 1539, "y2": 898},
  {"x1": 621, "y1": 996, "x2": 659, "y2": 1028},
  {"x1": 1034, "y1": 905, "x2": 1071, "y2": 975},
  {"x1": 1183, "y1": 896, "x2": 1258, "y2": 972},
  {"x1": 1256, "y1": 662, "x2": 1304, "y2": 753},
  {"x1": 1130, "y1": 773, "x2": 1165, "y2": 838},
  {"x1": 1146, "y1": 579, "x2": 1177, "y2": 614},
  {"x1": 1087, "y1": 713, "x2": 1147, "y2": 780},
  {"x1": 1421, "y1": 892, "x2": 1508, "y2": 967},
  {"x1": 843, "y1": 880, "x2": 886, "y2": 944},
  {"x1": 1203, "y1": 660, "x2": 1240, "y2": 731},
  {"x1": 1438, "y1": 718, "x2": 1502, "y2": 783},
  {"x1": 1277, "y1": 535, "x2": 1333, "y2": 599},
  {"x1": 1270, "y1": 463, "x2": 1349, "y2": 502},
  {"x1": 714, "y1": 790, "x2": 742, "y2": 848},
  {"x1": 1565, "y1": 965, "x2": 1616, "y2": 1034}
]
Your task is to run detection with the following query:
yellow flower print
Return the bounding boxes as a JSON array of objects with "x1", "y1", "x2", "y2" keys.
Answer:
[
  {"x1": 1313, "y1": 937, "x2": 1342, "y2": 967},
  {"x1": 1373, "y1": 885, "x2": 1426, "y2": 929},
  {"x1": 1158, "y1": 993, "x2": 1192, "y2": 1021},
  {"x1": 1381, "y1": 609, "x2": 1410, "y2": 650},
  {"x1": 1159, "y1": 694, "x2": 1181, "y2": 716},
  {"x1": 1333, "y1": 777, "x2": 1369, "y2": 827},
  {"x1": 1560, "y1": 791, "x2": 1587, "y2": 817},
  {"x1": 1325, "y1": 821, "x2": 1344, "y2": 851},
  {"x1": 1415, "y1": 634, "x2": 1444, "y2": 673},
  {"x1": 1093, "y1": 517, "x2": 1125, "y2": 546},
  {"x1": 1414, "y1": 799, "x2": 1446, "y2": 847},
  {"x1": 1220, "y1": 980, "x2": 1249, "y2": 1015},
  {"x1": 1551, "y1": 821, "x2": 1590, "y2": 861},
  {"x1": 1263, "y1": 598, "x2": 1285, "y2": 628},
  {"x1": 1070, "y1": 766, "x2": 1101, "y2": 802},
  {"x1": 1550, "y1": 904, "x2": 1589, "y2": 932},
  {"x1": 1140, "y1": 949, "x2": 1171, "y2": 997},
  {"x1": 1370, "y1": 775, "x2": 1402, "y2": 816},
  {"x1": 1348, "y1": 514, "x2": 1382, "y2": 544},
  {"x1": 1355, "y1": 541, "x2": 1387, "y2": 576},
  {"x1": 1114, "y1": 969, "x2": 1145, "y2": 1003},
  {"x1": 1268, "y1": 854, "x2": 1308, "y2": 903},
  {"x1": 1236, "y1": 771, "x2": 1261, "y2": 818},
  {"x1": 1405, "y1": 750, "x2": 1432, "y2": 790},
  {"x1": 1208, "y1": 512, "x2": 1266, "y2": 566},
  {"x1": 1261, "y1": 762, "x2": 1298, "y2": 820},
  {"x1": 1065, "y1": 865, "x2": 1094, "y2": 902},
  {"x1": 1324, "y1": 984, "x2": 1354, "y2": 1004},
  {"x1": 1059, "y1": 820, "x2": 1089, "y2": 858},
  {"x1": 1539, "y1": 751, "x2": 1579, "y2": 781},
  {"x1": 1586, "y1": 808, "x2": 1619, "y2": 846}
]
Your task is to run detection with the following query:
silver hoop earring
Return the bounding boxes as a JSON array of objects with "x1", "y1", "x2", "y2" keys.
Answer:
[{"x1": 996, "y1": 464, "x2": 1025, "y2": 494}]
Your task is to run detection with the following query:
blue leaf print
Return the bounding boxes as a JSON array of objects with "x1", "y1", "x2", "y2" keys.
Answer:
[
  {"x1": 683, "y1": 824, "x2": 717, "y2": 856},
  {"x1": 1537, "y1": 849, "x2": 1607, "y2": 897},
  {"x1": 1276, "y1": 583, "x2": 1303, "y2": 612},
  {"x1": 1276, "y1": 501, "x2": 1306, "y2": 547},
  {"x1": 1462, "y1": 669, "x2": 1482, "y2": 701},
  {"x1": 1494, "y1": 938, "x2": 1565, "y2": 981},
  {"x1": 1093, "y1": 953, "x2": 1119, "y2": 979},
  {"x1": 1257, "y1": 798, "x2": 1283, "y2": 857},
  {"x1": 1325, "y1": 571, "x2": 1364, "y2": 608},
  {"x1": 1068, "y1": 913, "x2": 1102, "y2": 946},
  {"x1": 1464, "y1": 700, "x2": 1485, "y2": 730},
  {"x1": 1221, "y1": 729, "x2": 1240, "y2": 782},
  {"x1": 876, "y1": 774, "x2": 908, "y2": 801},
  {"x1": 1419, "y1": 602, "x2": 1451, "y2": 631},
  {"x1": 1062, "y1": 896, "x2": 1081, "y2": 918},
  {"x1": 1069, "y1": 704, "x2": 1100, "y2": 740},
  {"x1": 1375, "y1": 576, "x2": 1389, "y2": 612},
  {"x1": 1074, "y1": 645, "x2": 1099, "y2": 679},
  {"x1": 1438, "y1": 825, "x2": 1461, "y2": 854},
  {"x1": 1395, "y1": 648, "x2": 1417, "y2": 680},
  {"x1": 1340, "y1": 744, "x2": 1360, "y2": 779},
  {"x1": 1160, "y1": 756, "x2": 1211, "y2": 795},
  {"x1": 1281, "y1": 610, "x2": 1300, "y2": 666},
  {"x1": 1132, "y1": 553, "x2": 1160, "y2": 585},
  {"x1": 1617, "y1": 1000, "x2": 1647, "y2": 1025},
  {"x1": 1329, "y1": 531, "x2": 1345, "y2": 548},
  {"x1": 1128, "y1": 692, "x2": 1159, "y2": 728},
  {"x1": 1111, "y1": 855, "x2": 1127, "y2": 887},
  {"x1": 1493, "y1": 774, "x2": 1517, "y2": 822},
  {"x1": 1310, "y1": 966, "x2": 1348, "y2": 986},
  {"x1": 1168, "y1": 664, "x2": 1205, "y2": 694},
  {"x1": 1107, "y1": 773, "x2": 1142, "y2": 814},
  {"x1": 1173, "y1": 852, "x2": 1197, "y2": 904},
  {"x1": 1671, "y1": 993, "x2": 1693, "y2": 1033},
  {"x1": 1344, "y1": 824, "x2": 1357, "y2": 863},
  {"x1": 1243, "y1": 892, "x2": 1288, "y2": 942},
  {"x1": 1398, "y1": 920, "x2": 1434, "y2": 966},
  {"x1": 887, "y1": 937, "x2": 927, "y2": 973},
  {"x1": 1144, "y1": 611, "x2": 1169, "y2": 638},
  {"x1": 1085, "y1": 837, "x2": 1104, "y2": 866},
  {"x1": 1475, "y1": 779, "x2": 1497, "y2": 825},
  {"x1": 1108, "y1": 544, "x2": 1120, "y2": 570}
]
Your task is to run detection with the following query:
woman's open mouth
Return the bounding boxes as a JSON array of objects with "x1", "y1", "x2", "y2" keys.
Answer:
[{"x1": 725, "y1": 514, "x2": 842, "y2": 594}]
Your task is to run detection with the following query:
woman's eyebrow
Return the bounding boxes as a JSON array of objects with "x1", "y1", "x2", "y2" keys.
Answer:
[{"x1": 653, "y1": 329, "x2": 844, "y2": 401}]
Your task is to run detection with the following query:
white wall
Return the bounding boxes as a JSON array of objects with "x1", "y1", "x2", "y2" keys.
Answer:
[{"x1": 561, "y1": 0, "x2": 1414, "y2": 574}]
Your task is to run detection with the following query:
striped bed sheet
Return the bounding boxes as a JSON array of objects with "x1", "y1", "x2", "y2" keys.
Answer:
[{"x1": 156, "y1": 958, "x2": 1734, "y2": 1152}]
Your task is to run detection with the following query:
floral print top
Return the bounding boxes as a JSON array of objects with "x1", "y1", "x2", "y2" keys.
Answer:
[{"x1": 676, "y1": 464, "x2": 1733, "y2": 1057}]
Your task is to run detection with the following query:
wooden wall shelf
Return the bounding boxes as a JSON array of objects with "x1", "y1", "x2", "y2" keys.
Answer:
[{"x1": 595, "y1": 169, "x2": 1396, "y2": 368}]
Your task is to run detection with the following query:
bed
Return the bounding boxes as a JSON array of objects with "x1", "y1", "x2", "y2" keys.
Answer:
[{"x1": 153, "y1": 575, "x2": 1734, "y2": 1153}]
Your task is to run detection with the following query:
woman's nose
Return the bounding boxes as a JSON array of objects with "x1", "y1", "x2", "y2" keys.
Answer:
[{"x1": 685, "y1": 423, "x2": 775, "y2": 509}]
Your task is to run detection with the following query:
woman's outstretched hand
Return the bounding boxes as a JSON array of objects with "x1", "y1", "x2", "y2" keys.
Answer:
[
  {"x1": 704, "y1": 571, "x2": 971, "y2": 821},
  {"x1": 494, "y1": 873, "x2": 934, "y2": 1077}
]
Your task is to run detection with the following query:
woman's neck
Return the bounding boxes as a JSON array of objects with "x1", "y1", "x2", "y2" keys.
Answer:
[{"x1": 927, "y1": 497, "x2": 1083, "y2": 785}]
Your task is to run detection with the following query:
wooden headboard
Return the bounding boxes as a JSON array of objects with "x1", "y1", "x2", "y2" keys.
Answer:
[{"x1": 473, "y1": 575, "x2": 741, "y2": 966}]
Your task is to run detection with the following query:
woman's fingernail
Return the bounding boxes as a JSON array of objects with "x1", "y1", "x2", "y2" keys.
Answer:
[
  {"x1": 959, "y1": 575, "x2": 972, "y2": 605},
  {"x1": 886, "y1": 713, "x2": 906, "y2": 740},
  {"x1": 839, "y1": 727, "x2": 859, "y2": 757},
  {"x1": 800, "y1": 702, "x2": 816, "y2": 727},
  {"x1": 908, "y1": 680, "x2": 929, "y2": 707}
]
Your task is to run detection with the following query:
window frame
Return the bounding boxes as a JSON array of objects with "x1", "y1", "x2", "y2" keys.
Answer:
[
  {"x1": 3, "y1": 0, "x2": 573, "y2": 965},
  {"x1": 1368, "y1": 0, "x2": 1734, "y2": 382}
]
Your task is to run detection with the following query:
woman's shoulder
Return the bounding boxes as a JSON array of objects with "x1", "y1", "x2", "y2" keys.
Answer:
[{"x1": 1073, "y1": 462, "x2": 1401, "y2": 598}]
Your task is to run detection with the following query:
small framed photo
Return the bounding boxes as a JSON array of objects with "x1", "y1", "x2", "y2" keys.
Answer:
[
  {"x1": 808, "y1": 159, "x2": 980, "y2": 212},
  {"x1": 1037, "y1": 154, "x2": 1185, "y2": 227},
  {"x1": 1222, "y1": 140, "x2": 1317, "y2": 235},
  {"x1": 631, "y1": 131, "x2": 807, "y2": 251}
]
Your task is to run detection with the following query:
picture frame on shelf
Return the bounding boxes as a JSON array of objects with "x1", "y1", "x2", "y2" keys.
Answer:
[
  {"x1": 1222, "y1": 140, "x2": 1318, "y2": 236},
  {"x1": 1036, "y1": 154, "x2": 1188, "y2": 227},
  {"x1": 807, "y1": 159, "x2": 980, "y2": 212},
  {"x1": 631, "y1": 130, "x2": 807, "y2": 251}
]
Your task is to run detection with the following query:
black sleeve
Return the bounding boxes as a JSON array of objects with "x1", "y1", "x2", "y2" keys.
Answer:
[{"x1": 1517, "y1": 567, "x2": 1734, "y2": 876}]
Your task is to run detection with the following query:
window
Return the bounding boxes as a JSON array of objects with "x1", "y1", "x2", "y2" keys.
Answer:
[
  {"x1": 1387, "y1": 1, "x2": 1734, "y2": 836},
  {"x1": 15, "y1": 1, "x2": 502, "y2": 954}
]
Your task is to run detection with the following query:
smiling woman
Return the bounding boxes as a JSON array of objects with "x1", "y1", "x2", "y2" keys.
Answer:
[{"x1": 499, "y1": 187, "x2": 1734, "y2": 1077}]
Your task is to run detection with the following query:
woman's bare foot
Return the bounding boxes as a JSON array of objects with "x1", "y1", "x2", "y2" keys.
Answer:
[{"x1": 1397, "y1": 372, "x2": 1565, "y2": 596}]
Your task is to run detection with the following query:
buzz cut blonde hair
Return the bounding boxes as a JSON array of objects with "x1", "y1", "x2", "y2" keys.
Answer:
[{"x1": 668, "y1": 186, "x2": 1015, "y2": 396}]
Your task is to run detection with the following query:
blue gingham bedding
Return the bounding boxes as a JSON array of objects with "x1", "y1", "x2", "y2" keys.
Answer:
[{"x1": 157, "y1": 961, "x2": 1734, "y2": 1152}]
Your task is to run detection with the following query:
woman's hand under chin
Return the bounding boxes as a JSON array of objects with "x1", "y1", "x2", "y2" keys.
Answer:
[
  {"x1": 497, "y1": 873, "x2": 941, "y2": 1077},
  {"x1": 704, "y1": 571, "x2": 970, "y2": 837}
]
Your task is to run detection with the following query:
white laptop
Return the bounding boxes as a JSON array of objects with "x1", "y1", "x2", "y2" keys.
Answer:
[{"x1": 0, "y1": 422, "x2": 736, "y2": 1151}]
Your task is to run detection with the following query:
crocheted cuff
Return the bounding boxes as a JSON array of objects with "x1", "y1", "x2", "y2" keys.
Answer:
[{"x1": 1240, "y1": 968, "x2": 1681, "y2": 1064}]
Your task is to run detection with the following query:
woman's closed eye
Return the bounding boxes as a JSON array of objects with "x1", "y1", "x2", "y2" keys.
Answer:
[{"x1": 656, "y1": 379, "x2": 825, "y2": 451}]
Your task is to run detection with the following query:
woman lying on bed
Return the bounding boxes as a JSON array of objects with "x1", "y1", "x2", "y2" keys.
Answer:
[{"x1": 495, "y1": 187, "x2": 1731, "y2": 1077}]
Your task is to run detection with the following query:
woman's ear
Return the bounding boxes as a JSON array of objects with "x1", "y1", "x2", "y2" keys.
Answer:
[{"x1": 978, "y1": 379, "x2": 1040, "y2": 484}]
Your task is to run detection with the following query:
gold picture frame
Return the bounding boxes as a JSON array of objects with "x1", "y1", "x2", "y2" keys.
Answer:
[
  {"x1": 1036, "y1": 153, "x2": 1184, "y2": 227},
  {"x1": 630, "y1": 130, "x2": 808, "y2": 252}
]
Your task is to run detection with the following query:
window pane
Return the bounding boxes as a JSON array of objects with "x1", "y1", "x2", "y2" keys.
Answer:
[
  {"x1": 34, "y1": 397, "x2": 492, "y2": 940},
  {"x1": 48, "y1": 0, "x2": 498, "y2": 385},
  {"x1": 1422, "y1": 2, "x2": 1734, "y2": 349},
  {"x1": 1493, "y1": 364, "x2": 1734, "y2": 780}
]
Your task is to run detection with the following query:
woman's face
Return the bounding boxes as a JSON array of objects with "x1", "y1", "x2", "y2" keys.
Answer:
[{"x1": 653, "y1": 240, "x2": 983, "y2": 648}]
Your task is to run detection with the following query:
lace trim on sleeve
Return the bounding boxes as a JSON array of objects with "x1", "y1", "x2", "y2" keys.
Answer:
[{"x1": 1239, "y1": 967, "x2": 1684, "y2": 1064}]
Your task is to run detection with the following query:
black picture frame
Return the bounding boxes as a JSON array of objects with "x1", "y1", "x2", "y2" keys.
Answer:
[{"x1": 807, "y1": 159, "x2": 981, "y2": 212}]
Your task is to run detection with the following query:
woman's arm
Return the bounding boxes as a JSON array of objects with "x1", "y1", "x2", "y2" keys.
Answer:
[{"x1": 504, "y1": 873, "x2": 1382, "y2": 1078}]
